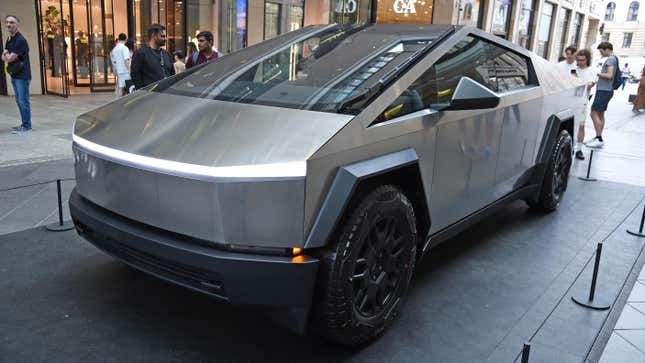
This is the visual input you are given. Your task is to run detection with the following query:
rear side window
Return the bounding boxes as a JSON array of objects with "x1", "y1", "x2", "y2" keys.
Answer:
[{"x1": 375, "y1": 36, "x2": 535, "y2": 123}]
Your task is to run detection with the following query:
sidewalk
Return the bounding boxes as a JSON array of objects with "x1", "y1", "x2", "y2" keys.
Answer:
[{"x1": 0, "y1": 94, "x2": 113, "y2": 167}]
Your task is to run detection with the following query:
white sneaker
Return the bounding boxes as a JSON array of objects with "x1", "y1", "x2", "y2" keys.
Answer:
[{"x1": 585, "y1": 137, "x2": 604, "y2": 149}]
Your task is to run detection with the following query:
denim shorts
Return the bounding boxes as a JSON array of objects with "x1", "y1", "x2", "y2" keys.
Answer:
[{"x1": 591, "y1": 90, "x2": 614, "y2": 112}]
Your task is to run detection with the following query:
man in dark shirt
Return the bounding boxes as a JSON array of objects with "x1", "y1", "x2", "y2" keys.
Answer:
[
  {"x1": 2, "y1": 15, "x2": 32, "y2": 133},
  {"x1": 186, "y1": 31, "x2": 218, "y2": 69},
  {"x1": 130, "y1": 24, "x2": 175, "y2": 90}
]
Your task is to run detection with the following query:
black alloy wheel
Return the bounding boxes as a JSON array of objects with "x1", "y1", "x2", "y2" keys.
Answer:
[
  {"x1": 314, "y1": 185, "x2": 417, "y2": 346},
  {"x1": 531, "y1": 129, "x2": 573, "y2": 212}
]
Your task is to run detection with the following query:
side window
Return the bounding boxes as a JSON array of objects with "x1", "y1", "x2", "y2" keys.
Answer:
[
  {"x1": 375, "y1": 36, "x2": 497, "y2": 123},
  {"x1": 487, "y1": 44, "x2": 531, "y2": 92}
]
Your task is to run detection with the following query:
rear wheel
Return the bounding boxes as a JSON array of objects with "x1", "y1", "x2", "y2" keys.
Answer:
[
  {"x1": 529, "y1": 130, "x2": 573, "y2": 212},
  {"x1": 313, "y1": 185, "x2": 417, "y2": 346}
]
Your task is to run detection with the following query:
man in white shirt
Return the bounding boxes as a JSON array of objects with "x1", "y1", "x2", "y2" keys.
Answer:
[
  {"x1": 110, "y1": 33, "x2": 131, "y2": 96},
  {"x1": 558, "y1": 45, "x2": 577, "y2": 74},
  {"x1": 572, "y1": 49, "x2": 596, "y2": 160}
]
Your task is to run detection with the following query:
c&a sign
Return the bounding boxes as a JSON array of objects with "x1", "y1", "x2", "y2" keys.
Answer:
[{"x1": 376, "y1": 0, "x2": 433, "y2": 23}]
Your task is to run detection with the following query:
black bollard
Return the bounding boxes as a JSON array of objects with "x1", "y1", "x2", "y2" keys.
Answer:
[
  {"x1": 578, "y1": 149, "x2": 597, "y2": 182},
  {"x1": 46, "y1": 179, "x2": 75, "y2": 232},
  {"x1": 521, "y1": 342, "x2": 531, "y2": 363},
  {"x1": 627, "y1": 203, "x2": 645, "y2": 238},
  {"x1": 571, "y1": 243, "x2": 611, "y2": 310}
]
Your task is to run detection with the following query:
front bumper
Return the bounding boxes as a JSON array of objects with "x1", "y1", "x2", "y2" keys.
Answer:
[{"x1": 69, "y1": 188, "x2": 319, "y2": 312}]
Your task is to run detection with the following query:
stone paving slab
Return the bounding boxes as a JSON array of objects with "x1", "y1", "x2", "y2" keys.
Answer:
[{"x1": 0, "y1": 94, "x2": 112, "y2": 167}]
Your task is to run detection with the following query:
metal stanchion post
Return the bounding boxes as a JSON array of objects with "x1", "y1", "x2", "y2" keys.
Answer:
[
  {"x1": 571, "y1": 243, "x2": 611, "y2": 310},
  {"x1": 627, "y1": 203, "x2": 645, "y2": 238},
  {"x1": 46, "y1": 179, "x2": 74, "y2": 232},
  {"x1": 521, "y1": 342, "x2": 531, "y2": 363},
  {"x1": 578, "y1": 149, "x2": 597, "y2": 182}
]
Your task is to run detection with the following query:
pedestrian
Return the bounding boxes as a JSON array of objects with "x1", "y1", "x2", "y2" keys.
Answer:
[
  {"x1": 186, "y1": 42, "x2": 197, "y2": 63},
  {"x1": 173, "y1": 51, "x2": 186, "y2": 73},
  {"x1": 110, "y1": 33, "x2": 131, "y2": 97},
  {"x1": 186, "y1": 31, "x2": 218, "y2": 69},
  {"x1": 585, "y1": 42, "x2": 618, "y2": 149},
  {"x1": 125, "y1": 38, "x2": 135, "y2": 58},
  {"x1": 573, "y1": 49, "x2": 596, "y2": 160},
  {"x1": 2, "y1": 15, "x2": 32, "y2": 133},
  {"x1": 621, "y1": 63, "x2": 630, "y2": 90},
  {"x1": 633, "y1": 65, "x2": 645, "y2": 112},
  {"x1": 558, "y1": 45, "x2": 577, "y2": 74},
  {"x1": 130, "y1": 24, "x2": 175, "y2": 90}
]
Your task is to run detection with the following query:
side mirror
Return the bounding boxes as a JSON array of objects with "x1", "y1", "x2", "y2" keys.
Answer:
[{"x1": 432, "y1": 77, "x2": 500, "y2": 111}]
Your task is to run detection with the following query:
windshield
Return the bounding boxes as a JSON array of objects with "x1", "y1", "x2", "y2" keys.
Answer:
[{"x1": 154, "y1": 24, "x2": 436, "y2": 114}]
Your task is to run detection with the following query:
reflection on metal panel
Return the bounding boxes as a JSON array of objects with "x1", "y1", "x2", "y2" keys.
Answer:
[{"x1": 73, "y1": 146, "x2": 305, "y2": 247}]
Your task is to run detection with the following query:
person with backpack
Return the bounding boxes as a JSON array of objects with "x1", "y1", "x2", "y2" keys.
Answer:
[
  {"x1": 585, "y1": 42, "x2": 620, "y2": 149},
  {"x1": 185, "y1": 31, "x2": 219, "y2": 69}
]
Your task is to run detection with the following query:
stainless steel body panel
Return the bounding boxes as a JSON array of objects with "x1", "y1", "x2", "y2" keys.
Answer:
[{"x1": 73, "y1": 145, "x2": 306, "y2": 247}]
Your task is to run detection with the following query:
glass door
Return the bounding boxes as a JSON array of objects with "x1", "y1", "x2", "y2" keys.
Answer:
[
  {"x1": 38, "y1": 0, "x2": 70, "y2": 96},
  {"x1": 71, "y1": 0, "x2": 91, "y2": 87},
  {"x1": 88, "y1": 0, "x2": 116, "y2": 91}
]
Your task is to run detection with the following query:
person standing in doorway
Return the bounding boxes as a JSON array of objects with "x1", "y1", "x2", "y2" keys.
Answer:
[
  {"x1": 573, "y1": 49, "x2": 596, "y2": 160},
  {"x1": 185, "y1": 31, "x2": 218, "y2": 69},
  {"x1": 558, "y1": 45, "x2": 577, "y2": 74},
  {"x1": 110, "y1": 33, "x2": 131, "y2": 97},
  {"x1": 130, "y1": 24, "x2": 175, "y2": 90},
  {"x1": 586, "y1": 42, "x2": 617, "y2": 149},
  {"x1": 2, "y1": 15, "x2": 32, "y2": 133}
]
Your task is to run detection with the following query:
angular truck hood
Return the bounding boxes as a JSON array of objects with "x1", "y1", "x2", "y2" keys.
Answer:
[{"x1": 74, "y1": 91, "x2": 353, "y2": 176}]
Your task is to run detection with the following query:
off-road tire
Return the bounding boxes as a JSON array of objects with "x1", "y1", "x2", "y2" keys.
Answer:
[
  {"x1": 530, "y1": 130, "x2": 573, "y2": 212},
  {"x1": 313, "y1": 185, "x2": 417, "y2": 346}
]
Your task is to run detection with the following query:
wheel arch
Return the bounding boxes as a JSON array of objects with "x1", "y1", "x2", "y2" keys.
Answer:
[
  {"x1": 304, "y1": 148, "x2": 431, "y2": 251},
  {"x1": 527, "y1": 110, "x2": 575, "y2": 202}
]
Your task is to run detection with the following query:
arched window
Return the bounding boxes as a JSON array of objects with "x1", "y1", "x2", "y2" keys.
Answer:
[
  {"x1": 627, "y1": 1, "x2": 639, "y2": 21},
  {"x1": 605, "y1": 2, "x2": 616, "y2": 21}
]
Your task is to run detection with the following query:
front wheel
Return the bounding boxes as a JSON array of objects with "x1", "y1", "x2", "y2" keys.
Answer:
[
  {"x1": 313, "y1": 185, "x2": 417, "y2": 346},
  {"x1": 530, "y1": 129, "x2": 573, "y2": 212}
]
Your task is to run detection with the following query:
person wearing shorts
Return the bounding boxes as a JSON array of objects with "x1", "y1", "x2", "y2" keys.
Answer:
[
  {"x1": 110, "y1": 33, "x2": 131, "y2": 97},
  {"x1": 586, "y1": 42, "x2": 617, "y2": 149}
]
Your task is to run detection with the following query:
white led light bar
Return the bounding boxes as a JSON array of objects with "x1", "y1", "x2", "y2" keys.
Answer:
[{"x1": 72, "y1": 134, "x2": 306, "y2": 180}]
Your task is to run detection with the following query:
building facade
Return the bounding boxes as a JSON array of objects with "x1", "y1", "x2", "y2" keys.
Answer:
[
  {"x1": 0, "y1": 0, "x2": 607, "y2": 96},
  {"x1": 600, "y1": 0, "x2": 643, "y2": 59}
]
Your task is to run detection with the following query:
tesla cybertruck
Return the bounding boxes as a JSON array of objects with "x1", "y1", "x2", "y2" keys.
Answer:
[{"x1": 70, "y1": 24, "x2": 585, "y2": 345}]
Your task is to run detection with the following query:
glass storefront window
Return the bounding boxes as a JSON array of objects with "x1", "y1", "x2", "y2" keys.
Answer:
[
  {"x1": 516, "y1": 0, "x2": 535, "y2": 49},
  {"x1": 265, "y1": 2, "x2": 281, "y2": 40},
  {"x1": 330, "y1": 0, "x2": 372, "y2": 24},
  {"x1": 537, "y1": 2, "x2": 554, "y2": 58},
  {"x1": 492, "y1": 0, "x2": 512, "y2": 38},
  {"x1": 220, "y1": 0, "x2": 248, "y2": 53},
  {"x1": 459, "y1": 0, "x2": 482, "y2": 27},
  {"x1": 133, "y1": 0, "x2": 185, "y2": 52},
  {"x1": 262, "y1": 0, "x2": 304, "y2": 41},
  {"x1": 187, "y1": 0, "x2": 212, "y2": 53},
  {"x1": 555, "y1": 8, "x2": 571, "y2": 59},
  {"x1": 289, "y1": 5, "x2": 304, "y2": 32},
  {"x1": 570, "y1": 13, "x2": 583, "y2": 47}
]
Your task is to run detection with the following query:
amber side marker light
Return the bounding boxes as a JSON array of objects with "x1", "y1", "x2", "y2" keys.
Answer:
[{"x1": 292, "y1": 247, "x2": 303, "y2": 256}]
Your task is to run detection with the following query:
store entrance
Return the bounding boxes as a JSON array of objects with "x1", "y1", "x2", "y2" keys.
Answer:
[{"x1": 37, "y1": 0, "x2": 127, "y2": 96}]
